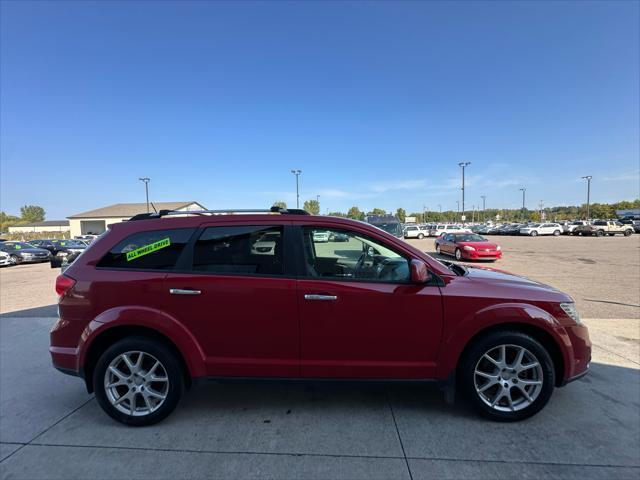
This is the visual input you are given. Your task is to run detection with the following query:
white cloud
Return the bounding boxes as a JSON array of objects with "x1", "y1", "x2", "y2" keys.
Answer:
[{"x1": 369, "y1": 179, "x2": 428, "y2": 193}]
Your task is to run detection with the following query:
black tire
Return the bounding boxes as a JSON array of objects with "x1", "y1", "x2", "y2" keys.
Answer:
[
  {"x1": 93, "y1": 336, "x2": 185, "y2": 426},
  {"x1": 553, "y1": 230, "x2": 560, "y2": 236},
  {"x1": 596, "y1": 230, "x2": 604, "y2": 237},
  {"x1": 455, "y1": 248, "x2": 462, "y2": 261},
  {"x1": 418, "y1": 233, "x2": 424, "y2": 239},
  {"x1": 624, "y1": 229, "x2": 632, "y2": 237},
  {"x1": 9, "y1": 255, "x2": 21, "y2": 265},
  {"x1": 530, "y1": 231, "x2": 538, "y2": 237},
  {"x1": 459, "y1": 331, "x2": 555, "y2": 422},
  {"x1": 435, "y1": 244, "x2": 441, "y2": 255}
]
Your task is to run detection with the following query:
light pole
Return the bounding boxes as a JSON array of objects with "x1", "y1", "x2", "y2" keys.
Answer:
[
  {"x1": 481, "y1": 195, "x2": 486, "y2": 222},
  {"x1": 519, "y1": 187, "x2": 526, "y2": 220},
  {"x1": 290, "y1": 170, "x2": 302, "y2": 209},
  {"x1": 582, "y1": 176, "x2": 592, "y2": 220},
  {"x1": 458, "y1": 162, "x2": 471, "y2": 224},
  {"x1": 138, "y1": 177, "x2": 150, "y2": 213}
]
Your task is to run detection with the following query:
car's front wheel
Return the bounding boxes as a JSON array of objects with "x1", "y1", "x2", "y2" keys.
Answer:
[
  {"x1": 9, "y1": 255, "x2": 20, "y2": 265},
  {"x1": 460, "y1": 331, "x2": 555, "y2": 421},
  {"x1": 418, "y1": 233, "x2": 424, "y2": 239},
  {"x1": 553, "y1": 230, "x2": 561, "y2": 236},
  {"x1": 530, "y1": 231, "x2": 538, "y2": 237},
  {"x1": 435, "y1": 244, "x2": 441, "y2": 255},
  {"x1": 624, "y1": 229, "x2": 632, "y2": 237},
  {"x1": 94, "y1": 336, "x2": 185, "y2": 426}
]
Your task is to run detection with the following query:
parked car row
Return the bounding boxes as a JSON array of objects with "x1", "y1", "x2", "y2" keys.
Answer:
[
  {"x1": 403, "y1": 223, "x2": 472, "y2": 239},
  {"x1": 471, "y1": 220, "x2": 636, "y2": 237},
  {"x1": 0, "y1": 238, "x2": 89, "y2": 267}
]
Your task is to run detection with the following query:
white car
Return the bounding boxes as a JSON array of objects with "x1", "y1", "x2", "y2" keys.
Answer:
[
  {"x1": 429, "y1": 225, "x2": 472, "y2": 237},
  {"x1": 312, "y1": 231, "x2": 330, "y2": 243},
  {"x1": 0, "y1": 251, "x2": 10, "y2": 267},
  {"x1": 520, "y1": 223, "x2": 563, "y2": 236},
  {"x1": 403, "y1": 225, "x2": 429, "y2": 239}
]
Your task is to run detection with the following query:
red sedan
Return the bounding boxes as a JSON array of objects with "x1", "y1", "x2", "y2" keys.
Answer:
[{"x1": 435, "y1": 232, "x2": 502, "y2": 261}]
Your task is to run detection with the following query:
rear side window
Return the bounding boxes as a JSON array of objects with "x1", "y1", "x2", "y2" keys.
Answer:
[
  {"x1": 193, "y1": 225, "x2": 284, "y2": 276},
  {"x1": 98, "y1": 228, "x2": 195, "y2": 270}
]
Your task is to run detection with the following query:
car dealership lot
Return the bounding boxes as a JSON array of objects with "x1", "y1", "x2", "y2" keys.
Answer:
[{"x1": 1, "y1": 236, "x2": 639, "y2": 479}]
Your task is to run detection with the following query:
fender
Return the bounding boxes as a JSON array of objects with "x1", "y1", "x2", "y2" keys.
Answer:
[
  {"x1": 436, "y1": 302, "x2": 573, "y2": 381},
  {"x1": 77, "y1": 306, "x2": 207, "y2": 378}
]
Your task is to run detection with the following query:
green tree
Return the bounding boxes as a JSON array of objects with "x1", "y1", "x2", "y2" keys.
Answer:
[
  {"x1": 327, "y1": 211, "x2": 346, "y2": 218},
  {"x1": 347, "y1": 206, "x2": 364, "y2": 220},
  {"x1": 0, "y1": 211, "x2": 21, "y2": 232},
  {"x1": 395, "y1": 208, "x2": 406, "y2": 223},
  {"x1": 303, "y1": 199, "x2": 320, "y2": 215},
  {"x1": 369, "y1": 208, "x2": 386, "y2": 215},
  {"x1": 272, "y1": 201, "x2": 287, "y2": 210},
  {"x1": 20, "y1": 205, "x2": 45, "y2": 222}
]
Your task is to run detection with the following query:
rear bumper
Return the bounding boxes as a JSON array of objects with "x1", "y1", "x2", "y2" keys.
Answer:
[{"x1": 50, "y1": 345, "x2": 81, "y2": 376}]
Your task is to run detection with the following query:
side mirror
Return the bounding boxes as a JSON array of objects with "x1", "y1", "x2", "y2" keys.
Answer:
[{"x1": 410, "y1": 259, "x2": 431, "y2": 283}]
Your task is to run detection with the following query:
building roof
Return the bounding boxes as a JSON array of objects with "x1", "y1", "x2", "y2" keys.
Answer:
[
  {"x1": 19, "y1": 220, "x2": 70, "y2": 227},
  {"x1": 68, "y1": 202, "x2": 204, "y2": 219}
]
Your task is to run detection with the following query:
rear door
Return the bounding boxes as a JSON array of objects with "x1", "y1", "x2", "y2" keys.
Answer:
[
  {"x1": 296, "y1": 225, "x2": 443, "y2": 379},
  {"x1": 162, "y1": 221, "x2": 299, "y2": 377}
]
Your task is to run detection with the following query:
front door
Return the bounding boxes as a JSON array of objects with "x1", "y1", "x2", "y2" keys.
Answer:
[
  {"x1": 296, "y1": 226, "x2": 443, "y2": 379},
  {"x1": 163, "y1": 222, "x2": 299, "y2": 377}
]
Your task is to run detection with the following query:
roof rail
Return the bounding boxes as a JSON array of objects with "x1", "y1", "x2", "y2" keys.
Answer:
[{"x1": 127, "y1": 207, "x2": 310, "y2": 222}]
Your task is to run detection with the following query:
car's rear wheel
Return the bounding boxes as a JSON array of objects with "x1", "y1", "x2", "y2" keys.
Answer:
[
  {"x1": 94, "y1": 336, "x2": 184, "y2": 426},
  {"x1": 530, "y1": 231, "x2": 538, "y2": 237},
  {"x1": 455, "y1": 248, "x2": 462, "y2": 260},
  {"x1": 460, "y1": 331, "x2": 555, "y2": 421},
  {"x1": 553, "y1": 230, "x2": 560, "y2": 236}
]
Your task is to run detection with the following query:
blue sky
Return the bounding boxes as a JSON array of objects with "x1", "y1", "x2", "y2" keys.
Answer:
[{"x1": 1, "y1": 0, "x2": 638, "y2": 219}]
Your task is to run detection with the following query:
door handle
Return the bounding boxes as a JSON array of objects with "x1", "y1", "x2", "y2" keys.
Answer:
[
  {"x1": 169, "y1": 288, "x2": 201, "y2": 295},
  {"x1": 304, "y1": 294, "x2": 338, "y2": 301}
]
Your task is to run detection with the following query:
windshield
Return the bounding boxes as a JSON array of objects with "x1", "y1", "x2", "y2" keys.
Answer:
[
  {"x1": 454, "y1": 234, "x2": 487, "y2": 242},
  {"x1": 373, "y1": 222, "x2": 402, "y2": 237},
  {"x1": 53, "y1": 240, "x2": 85, "y2": 247},
  {"x1": 0, "y1": 242, "x2": 35, "y2": 251}
]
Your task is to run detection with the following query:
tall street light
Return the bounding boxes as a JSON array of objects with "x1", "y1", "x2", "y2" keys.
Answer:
[
  {"x1": 138, "y1": 177, "x2": 150, "y2": 213},
  {"x1": 519, "y1": 187, "x2": 527, "y2": 220},
  {"x1": 481, "y1": 195, "x2": 486, "y2": 221},
  {"x1": 582, "y1": 176, "x2": 592, "y2": 220},
  {"x1": 458, "y1": 162, "x2": 471, "y2": 224},
  {"x1": 291, "y1": 170, "x2": 302, "y2": 208}
]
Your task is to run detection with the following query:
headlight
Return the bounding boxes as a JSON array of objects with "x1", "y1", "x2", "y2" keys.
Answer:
[
  {"x1": 496, "y1": 245, "x2": 502, "y2": 251},
  {"x1": 560, "y1": 302, "x2": 581, "y2": 324},
  {"x1": 463, "y1": 245, "x2": 476, "y2": 251}
]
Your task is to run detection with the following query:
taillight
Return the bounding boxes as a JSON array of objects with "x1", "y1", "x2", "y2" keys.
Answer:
[{"x1": 55, "y1": 274, "x2": 76, "y2": 298}]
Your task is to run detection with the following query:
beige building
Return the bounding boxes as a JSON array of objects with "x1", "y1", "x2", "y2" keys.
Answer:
[
  {"x1": 8, "y1": 220, "x2": 71, "y2": 234},
  {"x1": 67, "y1": 201, "x2": 206, "y2": 238}
]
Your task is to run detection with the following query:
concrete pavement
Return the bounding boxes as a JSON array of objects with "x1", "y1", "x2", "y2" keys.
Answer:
[{"x1": 1, "y1": 314, "x2": 638, "y2": 479}]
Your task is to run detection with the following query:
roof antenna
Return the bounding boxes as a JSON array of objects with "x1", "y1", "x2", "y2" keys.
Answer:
[{"x1": 150, "y1": 202, "x2": 158, "y2": 213}]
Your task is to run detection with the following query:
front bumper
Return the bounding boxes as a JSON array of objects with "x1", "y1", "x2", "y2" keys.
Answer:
[
  {"x1": 560, "y1": 322, "x2": 592, "y2": 386},
  {"x1": 18, "y1": 255, "x2": 52, "y2": 263},
  {"x1": 461, "y1": 250, "x2": 502, "y2": 260}
]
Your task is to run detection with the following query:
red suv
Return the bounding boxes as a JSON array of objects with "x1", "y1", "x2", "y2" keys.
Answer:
[{"x1": 50, "y1": 208, "x2": 590, "y2": 426}]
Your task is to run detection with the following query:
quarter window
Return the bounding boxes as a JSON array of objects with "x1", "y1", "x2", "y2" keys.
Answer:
[
  {"x1": 302, "y1": 227, "x2": 409, "y2": 282},
  {"x1": 98, "y1": 228, "x2": 194, "y2": 270},
  {"x1": 192, "y1": 226, "x2": 284, "y2": 276}
]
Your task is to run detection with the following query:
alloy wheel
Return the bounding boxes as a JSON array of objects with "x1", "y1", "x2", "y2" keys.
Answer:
[
  {"x1": 474, "y1": 344, "x2": 544, "y2": 412},
  {"x1": 104, "y1": 351, "x2": 170, "y2": 416}
]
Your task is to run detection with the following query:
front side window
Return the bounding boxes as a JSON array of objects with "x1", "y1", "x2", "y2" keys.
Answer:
[
  {"x1": 302, "y1": 227, "x2": 409, "y2": 283},
  {"x1": 98, "y1": 228, "x2": 194, "y2": 270},
  {"x1": 193, "y1": 225, "x2": 284, "y2": 276}
]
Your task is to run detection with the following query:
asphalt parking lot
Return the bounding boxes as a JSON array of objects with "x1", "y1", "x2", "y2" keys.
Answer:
[{"x1": 1, "y1": 235, "x2": 639, "y2": 479}]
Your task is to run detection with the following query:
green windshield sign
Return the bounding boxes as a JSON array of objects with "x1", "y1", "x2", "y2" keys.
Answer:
[{"x1": 125, "y1": 238, "x2": 171, "y2": 262}]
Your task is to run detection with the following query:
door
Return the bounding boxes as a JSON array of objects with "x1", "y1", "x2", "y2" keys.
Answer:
[
  {"x1": 441, "y1": 234, "x2": 454, "y2": 254},
  {"x1": 297, "y1": 226, "x2": 443, "y2": 379},
  {"x1": 163, "y1": 223, "x2": 299, "y2": 377}
]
